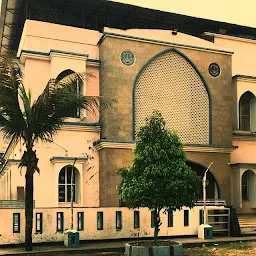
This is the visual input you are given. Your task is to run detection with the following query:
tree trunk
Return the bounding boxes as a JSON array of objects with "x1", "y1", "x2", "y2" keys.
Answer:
[
  {"x1": 153, "y1": 208, "x2": 162, "y2": 246},
  {"x1": 25, "y1": 166, "x2": 34, "y2": 251},
  {"x1": 153, "y1": 209, "x2": 158, "y2": 246}
]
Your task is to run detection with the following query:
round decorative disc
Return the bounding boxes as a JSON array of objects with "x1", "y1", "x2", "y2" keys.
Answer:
[
  {"x1": 208, "y1": 63, "x2": 220, "y2": 77},
  {"x1": 120, "y1": 50, "x2": 135, "y2": 66}
]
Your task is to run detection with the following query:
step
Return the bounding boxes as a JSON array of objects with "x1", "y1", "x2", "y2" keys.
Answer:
[{"x1": 240, "y1": 226, "x2": 256, "y2": 233}]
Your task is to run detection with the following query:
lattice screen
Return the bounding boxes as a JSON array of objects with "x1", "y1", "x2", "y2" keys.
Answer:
[{"x1": 134, "y1": 50, "x2": 209, "y2": 144}]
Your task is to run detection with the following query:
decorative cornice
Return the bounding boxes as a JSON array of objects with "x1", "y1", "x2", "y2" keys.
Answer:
[
  {"x1": 94, "y1": 140, "x2": 135, "y2": 150},
  {"x1": 93, "y1": 140, "x2": 236, "y2": 153},
  {"x1": 204, "y1": 32, "x2": 256, "y2": 44},
  {"x1": 87, "y1": 59, "x2": 100, "y2": 67},
  {"x1": 184, "y1": 145, "x2": 236, "y2": 153},
  {"x1": 20, "y1": 49, "x2": 89, "y2": 63},
  {"x1": 61, "y1": 122, "x2": 101, "y2": 132},
  {"x1": 230, "y1": 163, "x2": 256, "y2": 167},
  {"x1": 98, "y1": 32, "x2": 233, "y2": 55},
  {"x1": 232, "y1": 75, "x2": 256, "y2": 83},
  {"x1": 233, "y1": 130, "x2": 256, "y2": 141},
  {"x1": 50, "y1": 156, "x2": 88, "y2": 164}
]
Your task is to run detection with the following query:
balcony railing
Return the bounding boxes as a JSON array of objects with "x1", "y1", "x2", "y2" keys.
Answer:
[
  {"x1": 196, "y1": 200, "x2": 226, "y2": 206},
  {"x1": 0, "y1": 200, "x2": 35, "y2": 208}
]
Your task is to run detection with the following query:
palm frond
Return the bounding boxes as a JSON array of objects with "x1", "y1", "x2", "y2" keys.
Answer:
[
  {"x1": 31, "y1": 72, "x2": 111, "y2": 142},
  {"x1": 0, "y1": 52, "x2": 27, "y2": 140}
]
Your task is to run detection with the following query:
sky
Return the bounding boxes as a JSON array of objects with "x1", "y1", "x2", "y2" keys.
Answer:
[{"x1": 111, "y1": 0, "x2": 256, "y2": 28}]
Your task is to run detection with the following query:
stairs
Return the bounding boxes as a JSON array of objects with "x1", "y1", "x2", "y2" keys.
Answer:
[{"x1": 238, "y1": 214, "x2": 256, "y2": 235}]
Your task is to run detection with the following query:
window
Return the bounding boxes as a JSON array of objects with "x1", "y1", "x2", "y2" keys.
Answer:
[
  {"x1": 168, "y1": 210, "x2": 173, "y2": 227},
  {"x1": 184, "y1": 210, "x2": 189, "y2": 226},
  {"x1": 151, "y1": 211, "x2": 156, "y2": 228},
  {"x1": 134, "y1": 211, "x2": 140, "y2": 229},
  {"x1": 242, "y1": 170, "x2": 250, "y2": 201},
  {"x1": 56, "y1": 69, "x2": 83, "y2": 118},
  {"x1": 13, "y1": 213, "x2": 20, "y2": 233},
  {"x1": 56, "y1": 212, "x2": 64, "y2": 232},
  {"x1": 97, "y1": 212, "x2": 103, "y2": 230},
  {"x1": 35, "y1": 213, "x2": 43, "y2": 233},
  {"x1": 77, "y1": 212, "x2": 84, "y2": 231},
  {"x1": 116, "y1": 211, "x2": 122, "y2": 230},
  {"x1": 58, "y1": 166, "x2": 79, "y2": 203},
  {"x1": 239, "y1": 91, "x2": 254, "y2": 131},
  {"x1": 118, "y1": 187, "x2": 126, "y2": 207},
  {"x1": 17, "y1": 186, "x2": 24, "y2": 201},
  {"x1": 199, "y1": 209, "x2": 204, "y2": 225}
]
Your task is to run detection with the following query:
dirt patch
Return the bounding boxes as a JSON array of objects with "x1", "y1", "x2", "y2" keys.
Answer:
[{"x1": 184, "y1": 241, "x2": 256, "y2": 256}]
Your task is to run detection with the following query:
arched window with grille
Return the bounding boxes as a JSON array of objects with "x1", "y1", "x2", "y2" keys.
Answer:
[
  {"x1": 58, "y1": 165, "x2": 80, "y2": 203},
  {"x1": 56, "y1": 69, "x2": 83, "y2": 118},
  {"x1": 242, "y1": 170, "x2": 251, "y2": 201},
  {"x1": 239, "y1": 91, "x2": 256, "y2": 131}
]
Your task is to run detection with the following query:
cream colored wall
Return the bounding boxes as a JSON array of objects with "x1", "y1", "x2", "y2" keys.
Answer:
[
  {"x1": 231, "y1": 140, "x2": 256, "y2": 163},
  {"x1": 23, "y1": 58, "x2": 51, "y2": 102},
  {"x1": 0, "y1": 206, "x2": 225, "y2": 245},
  {"x1": 213, "y1": 35, "x2": 256, "y2": 76},
  {"x1": 0, "y1": 20, "x2": 102, "y2": 207},
  {"x1": 18, "y1": 20, "x2": 101, "y2": 60},
  {"x1": 4, "y1": 129, "x2": 100, "y2": 208}
]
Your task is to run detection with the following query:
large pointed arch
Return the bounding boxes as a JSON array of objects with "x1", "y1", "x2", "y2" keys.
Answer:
[{"x1": 132, "y1": 47, "x2": 212, "y2": 144}]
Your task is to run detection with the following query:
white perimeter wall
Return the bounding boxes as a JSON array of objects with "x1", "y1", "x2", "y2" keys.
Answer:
[{"x1": 0, "y1": 206, "x2": 224, "y2": 245}]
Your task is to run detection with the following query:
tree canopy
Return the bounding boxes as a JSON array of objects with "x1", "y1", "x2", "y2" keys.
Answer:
[{"x1": 118, "y1": 111, "x2": 201, "y2": 244}]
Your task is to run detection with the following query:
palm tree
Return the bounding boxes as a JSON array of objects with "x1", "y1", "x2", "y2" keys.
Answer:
[{"x1": 0, "y1": 52, "x2": 109, "y2": 251}]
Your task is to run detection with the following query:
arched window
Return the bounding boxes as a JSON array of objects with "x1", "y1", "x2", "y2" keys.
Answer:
[
  {"x1": 239, "y1": 91, "x2": 255, "y2": 131},
  {"x1": 242, "y1": 170, "x2": 250, "y2": 201},
  {"x1": 56, "y1": 69, "x2": 83, "y2": 118},
  {"x1": 58, "y1": 165, "x2": 79, "y2": 202}
]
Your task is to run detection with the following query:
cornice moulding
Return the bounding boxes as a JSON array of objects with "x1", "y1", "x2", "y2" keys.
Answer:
[
  {"x1": 50, "y1": 156, "x2": 88, "y2": 164},
  {"x1": 61, "y1": 124, "x2": 101, "y2": 133},
  {"x1": 99, "y1": 33, "x2": 233, "y2": 55},
  {"x1": 94, "y1": 141, "x2": 236, "y2": 153}
]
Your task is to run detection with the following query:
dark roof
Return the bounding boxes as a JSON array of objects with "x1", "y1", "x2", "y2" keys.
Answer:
[{"x1": 1, "y1": 0, "x2": 256, "y2": 52}]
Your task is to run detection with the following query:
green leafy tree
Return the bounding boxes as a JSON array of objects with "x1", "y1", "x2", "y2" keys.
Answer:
[
  {"x1": 0, "y1": 52, "x2": 110, "y2": 251},
  {"x1": 118, "y1": 111, "x2": 201, "y2": 245}
]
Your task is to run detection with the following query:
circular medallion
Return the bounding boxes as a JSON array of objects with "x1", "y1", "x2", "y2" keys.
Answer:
[
  {"x1": 120, "y1": 50, "x2": 135, "y2": 66},
  {"x1": 208, "y1": 63, "x2": 220, "y2": 77}
]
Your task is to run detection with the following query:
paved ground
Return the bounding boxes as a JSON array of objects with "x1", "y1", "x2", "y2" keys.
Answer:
[{"x1": 1, "y1": 236, "x2": 256, "y2": 255}]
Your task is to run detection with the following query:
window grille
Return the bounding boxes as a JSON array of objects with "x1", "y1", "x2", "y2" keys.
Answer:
[
  {"x1": 58, "y1": 166, "x2": 77, "y2": 202},
  {"x1": 35, "y1": 212, "x2": 43, "y2": 233},
  {"x1": 97, "y1": 212, "x2": 103, "y2": 230},
  {"x1": 13, "y1": 213, "x2": 20, "y2": 233},
  {"x1": 151, "y1": 211, "x2": 156, "y2": 228},
  {"x1": 199, "y1": 209, "x2": 204, "y2": 225},
  {"x1": 239, "y1": 92, "x2": 253, "y2": 131},
  {"x1": 242, "y1": 170, "x2": 250, "y2": 201},
  {"x1": 77, "y1": 212, "x2": 84, "y2": 231},
  {"x1": 134, "y1": 51, "x2": 209, "y2": 144},
  {"x1": 184, "y1": 210, "x2": 189, "y2": 226},
  {"x1": 168, "y1": 210, "x2": 173, "y2": 227},
  {"x1": 116, "y1": 211, "x2": 122, "y2": 230},
  {"x1": 56, "y1": 212, "x2": 64, "y2": 232},
  {"x1": 134, "y1": 211, "x2": 140, "y2": 229}
]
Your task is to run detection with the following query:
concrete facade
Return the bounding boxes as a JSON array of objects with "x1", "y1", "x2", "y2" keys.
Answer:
[{"x1": 0, "y1": 17, "x2": 255, "y2": 244}]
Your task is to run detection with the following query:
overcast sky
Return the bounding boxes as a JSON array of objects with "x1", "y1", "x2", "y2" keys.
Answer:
[{"x1": 112, "y1": 0, "x2": 256, "y2": 28}]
